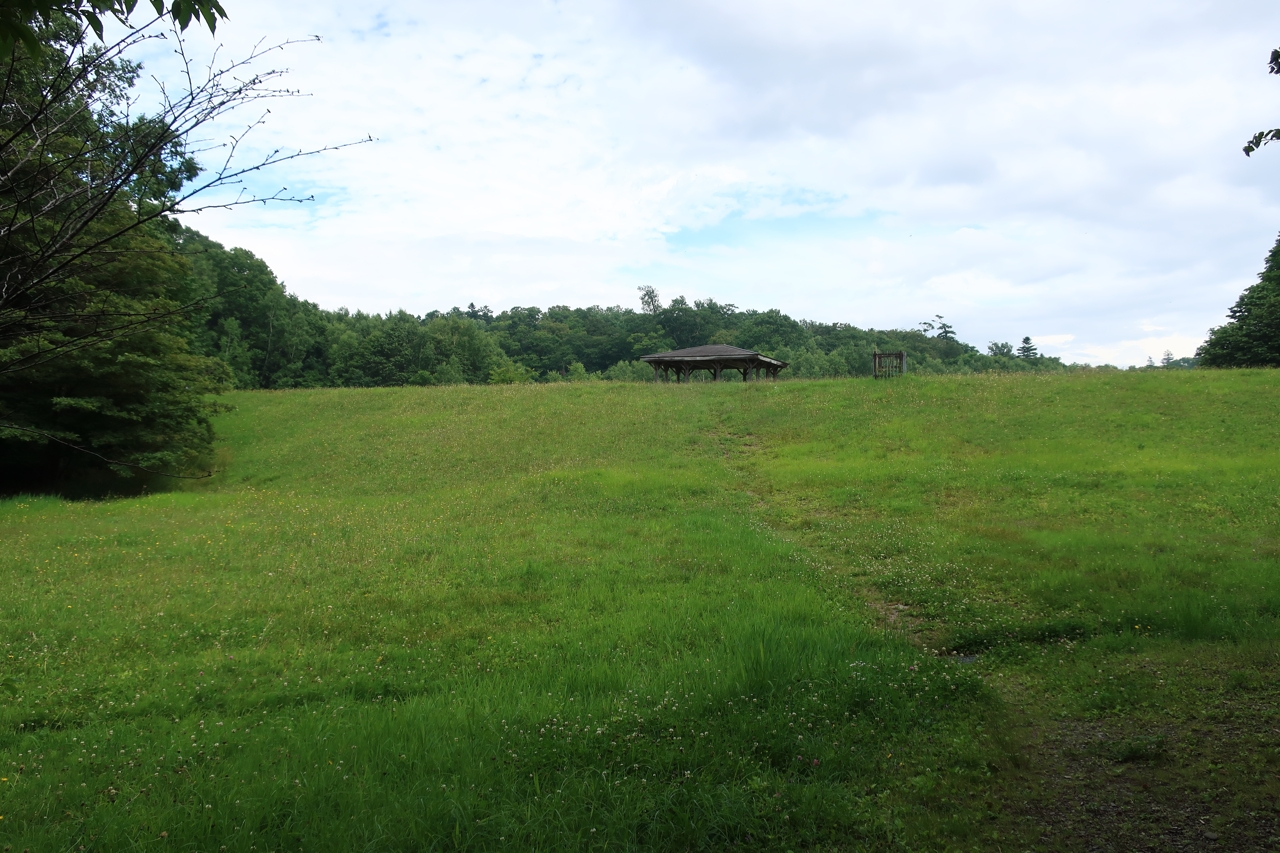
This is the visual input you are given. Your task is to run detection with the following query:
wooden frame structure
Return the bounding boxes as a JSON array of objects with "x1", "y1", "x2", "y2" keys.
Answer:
[
  {"x1": 640, "y1": 345, "x2": 788, "y2": 382},
  {"x1": 873, "y1": 350, "x2": 906, "y2": 379}
]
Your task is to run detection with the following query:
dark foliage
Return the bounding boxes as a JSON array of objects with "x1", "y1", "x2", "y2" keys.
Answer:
[
  {"x1": 0, "y1": 223, "x2": 231, "y2": 492},
  {"x1": 1198, "y1": 232, "x2": 1280, "y2": 367},
  {"x1": 0, "y1": 10, "x2": 368, "y2": 491},
  {"x1": 0, "y1": 0, "x2": 226, "y2": 58},
  {"x1": 0, "y1": 21, "x2": 235, "y2": 490}
]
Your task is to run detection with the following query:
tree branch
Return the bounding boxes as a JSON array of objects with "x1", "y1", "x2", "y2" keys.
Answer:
[{"x1": 0, "y1": 420, "x2": 214, "y2": 478}]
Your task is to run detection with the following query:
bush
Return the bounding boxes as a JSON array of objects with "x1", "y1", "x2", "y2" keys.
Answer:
[
  {"x1": 602, "y1": 360, "x2": 655, "y2": 382},
  {"x1": 489, "y1": 360, "x2": 537, "y2": 384}
]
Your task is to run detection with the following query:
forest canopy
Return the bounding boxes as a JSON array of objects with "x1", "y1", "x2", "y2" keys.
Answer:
[{"x1": 177, "y1": 229, "x2": 1078, "y2": 391}]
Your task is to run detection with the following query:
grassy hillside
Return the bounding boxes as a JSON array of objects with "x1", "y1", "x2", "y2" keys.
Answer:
[{"x1": 2, "y1": 372, "x2": 1278, "y2": 851}]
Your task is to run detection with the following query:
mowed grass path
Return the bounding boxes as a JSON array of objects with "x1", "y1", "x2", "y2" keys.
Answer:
[{"x1": 2, "y1": 372, "x2": 1278, "y2": 851}]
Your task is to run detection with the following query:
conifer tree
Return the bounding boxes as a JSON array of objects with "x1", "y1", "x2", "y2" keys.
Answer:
[{"x1": 1198, "y1": 232, "x2": 1280, "y2": 367}]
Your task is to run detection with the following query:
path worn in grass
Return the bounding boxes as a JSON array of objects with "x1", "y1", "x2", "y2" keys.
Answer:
[
  {"x1": 716, "y1": 371, "x2": 1280, "y2": 850},
  {"x1": 1, "y1": 371, "x2": 1278, "y2": 851}
]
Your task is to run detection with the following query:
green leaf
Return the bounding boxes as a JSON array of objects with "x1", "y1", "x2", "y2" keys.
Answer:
[{"x1": 83, "y1": 10, "x2": 105, "y2": 40}]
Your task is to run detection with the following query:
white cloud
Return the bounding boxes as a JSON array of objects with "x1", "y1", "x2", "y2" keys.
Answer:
[
  {"x1": 1070, "y1": 334, "x2": 1209, "y2": 367},
  {"x1": 127, "y1": 0, "x2": 1280, "y2": 365}
]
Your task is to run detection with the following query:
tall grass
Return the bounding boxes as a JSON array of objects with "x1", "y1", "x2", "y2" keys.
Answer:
[
  {"x1": 717, "y1": 372, "x2": 1280, "y2": 652},
  {"x1": 2, "y1": 371, "x2": 1277, "y2": 850},
  {"x1": 0, "y1": 383, "x2": 992, "y2": 851}
]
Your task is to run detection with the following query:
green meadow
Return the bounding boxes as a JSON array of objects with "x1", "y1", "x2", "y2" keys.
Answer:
[{"x1": 2, "y1": 371, "x2": 1279, "y2": 851}]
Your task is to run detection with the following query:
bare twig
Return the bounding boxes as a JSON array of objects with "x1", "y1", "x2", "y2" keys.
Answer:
[
  {"x1": 0, "y1": 18, "x2": 365, "y2": 478},
  {"x1": 0, "y1": 17, "x2": 372, "y2": 361}
]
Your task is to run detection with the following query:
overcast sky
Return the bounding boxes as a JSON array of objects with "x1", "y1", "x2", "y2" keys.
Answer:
[{"x1": 141, "y1": 0, "x2": 1280, "y2": 365}]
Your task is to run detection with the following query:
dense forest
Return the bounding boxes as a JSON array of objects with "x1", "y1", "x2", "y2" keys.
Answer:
[{"x1": 180, "y1": 228, "x2": 1078, "y2": 389}]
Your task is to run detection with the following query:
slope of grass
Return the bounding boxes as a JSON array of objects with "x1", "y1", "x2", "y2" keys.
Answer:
[
  {"x1": 721, "y1": 372, "x2": 1280, "y2": 651},
  {"x1": 1, "y1": 371, "x2": 1278, "y2": 851},
  {"x1": 713, "y1": 371, "x2": 1280, "y2": 849}
]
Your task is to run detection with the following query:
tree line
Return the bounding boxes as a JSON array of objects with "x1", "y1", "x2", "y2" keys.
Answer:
[{"x1": 179, "y1": 236, "x2": 1076, "y2": 389}]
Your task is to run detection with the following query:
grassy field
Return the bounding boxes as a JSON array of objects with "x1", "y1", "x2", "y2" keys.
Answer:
[{"x1": 1, "y1": 371, "x2": 1278, "y2": 851}]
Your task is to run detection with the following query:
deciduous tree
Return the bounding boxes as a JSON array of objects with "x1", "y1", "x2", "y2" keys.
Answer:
[
  {"x1": 0, "y1": 13, "x2": 360, "y2": 484},
  {"x1": 988, "y1": 341, "x2": 1014, "y2": 357}
]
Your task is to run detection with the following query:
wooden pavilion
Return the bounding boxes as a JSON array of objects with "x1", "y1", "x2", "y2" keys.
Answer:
[{"x1": 639, "y1": 345, "x2": 788, "y2": 382}]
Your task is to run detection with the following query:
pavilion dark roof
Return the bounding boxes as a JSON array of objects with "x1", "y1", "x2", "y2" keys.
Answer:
[
  {"x1": 640, "y1": 345, "x2": 786, "y2": 366},
  {"x1": 639, "y1": 344, "x2": 787, "y2": 381}
]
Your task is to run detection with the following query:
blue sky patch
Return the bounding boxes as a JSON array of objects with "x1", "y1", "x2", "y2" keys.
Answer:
[{"x1": 665, "y1": 210, "x2": 888, "y2": 252}]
